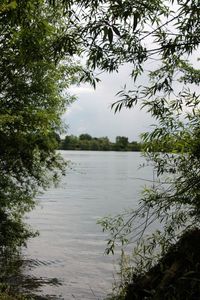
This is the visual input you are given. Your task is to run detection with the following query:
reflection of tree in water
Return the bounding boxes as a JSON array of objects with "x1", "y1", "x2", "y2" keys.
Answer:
[
  {"x1": 0, "y1": 252, "x2": 63, "y2": 299},
  {"x1": 0, "y1": 209, "x2": 62, "y2": 299}
]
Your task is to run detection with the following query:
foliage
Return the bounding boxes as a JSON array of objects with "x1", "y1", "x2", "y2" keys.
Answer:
[
  {"x1": 52, "y1": 0, "x2": 200, "y2": 298},
  {"x1": 58, "y1": 0, "x2": 200, "y2": 244},
  {"x1": 1, "y1": 0, "x2": 200, "y2": 296},
  {"x1": 0, "y1": 0, "x2": 89, "y2": 251},
  {"x1": 115, "y1": 228, "x2": 200, "y2": 300},
  {"x1": 0, "y1": 294, "x2": 27, "y2": 300},
  {"x1": 60, "y1": 134, "x2": 141, "y2": 151}
]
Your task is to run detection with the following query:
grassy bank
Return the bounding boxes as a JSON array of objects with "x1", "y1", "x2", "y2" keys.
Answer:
[{"x1": 0, "y1": 294, "x2": 27, "y2": 300}]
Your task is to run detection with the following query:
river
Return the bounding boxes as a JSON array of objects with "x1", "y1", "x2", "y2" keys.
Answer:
[{"x1": 22, "y1": 151, "x2": 153, "y2": 299}]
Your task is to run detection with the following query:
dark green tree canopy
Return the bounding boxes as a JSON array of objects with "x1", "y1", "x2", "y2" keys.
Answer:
[
  {"x1": 1, "y1": 0, "x2": 200, "y2": 261},
  {"x1": 27, "y1": 1, "x2": 200, "y2": 297},
  {"x1": 79, "y1": 133, "x2": 93, "y2": 140},
  {"x1": 0, "y1": 0, "x2": 86, "y2": 250},
  {"x1": 61, "y1": 134, "x2": 141, "y2": 151}
]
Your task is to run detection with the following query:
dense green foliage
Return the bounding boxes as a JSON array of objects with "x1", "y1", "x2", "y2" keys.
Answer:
[
  {"x1": 0, "y1": 294, "x2": 26, "y2": 300},
  {"x1": 61, "y1": 134, "x2": 141, "y2": 151},
  {"x1": 0, "y1": 0, "x2": 87, "y2": 251},
  {"x1": 1, "y1": 0, "x2": 200, "y2": 297},
  {"x1": 120, "y1": 229, "x2": 200, "y2": 300}
]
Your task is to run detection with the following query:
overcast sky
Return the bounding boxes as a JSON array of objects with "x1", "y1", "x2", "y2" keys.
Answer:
[{"x1": 62, "y1": 65, "x2": 153, "y2": 142}]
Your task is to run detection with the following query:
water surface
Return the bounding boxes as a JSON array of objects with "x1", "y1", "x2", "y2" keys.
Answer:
[{"x1": 23, "y1": 151, "x2": 153, "y2": 299}]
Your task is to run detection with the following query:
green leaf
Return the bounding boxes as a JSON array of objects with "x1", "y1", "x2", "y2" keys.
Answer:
[
  {"x1": 108, "y1": 27, "x2": 113, "y2": 44},
  {"x1": 112, "y1": 25, "x2": 120, "y2": 36}
]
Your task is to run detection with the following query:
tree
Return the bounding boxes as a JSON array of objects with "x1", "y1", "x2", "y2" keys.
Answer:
[
  {"x1": 0, "y1": 0, "x2": 87, "y2": 251},
  {"x1": 54, "y1": 0, "x2": 200, "y2": 297},
  {"x1": 2, "y1": 0, "x2": 199, "y2": 293},
  {"x1": 115, "y1": 136, "x2": 129, "y2": 151},
  {"x1": 128, "y1": 140, "x2": 141, "y2": 151},
  {"x1": 79, "y1": 133, "x2": 92, "y2": 141},
  {"x1": 60, "y1": 134, "x2": 141, "y2": 151},
  {"x1": 68, "y1": 0, "x2": 200, "y2": 226},
  {"x1": 62, "y1": 135, "x2": 79, "y2": 150}
]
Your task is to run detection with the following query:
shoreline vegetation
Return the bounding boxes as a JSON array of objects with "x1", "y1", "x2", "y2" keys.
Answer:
[
  {"x1": 60, "y1": 134, "x2": 142, "y2": 152},
  {"x1": 0, "y1": 0, "x2": 198, "y2": 299},
  {"x1": 0, "y1": 294, "x2": 25, "y2": 300}
]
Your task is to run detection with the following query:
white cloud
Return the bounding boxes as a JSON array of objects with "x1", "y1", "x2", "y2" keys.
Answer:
[
  {"x1": 69, "y1": 85, "x2": 95, "y2": 95},
  {"x1": 77, "y1": 125, "x2": 88, "y2": 134},
  {"x1": 63, "y1": 102, "x2": 83, "y2": 117}
]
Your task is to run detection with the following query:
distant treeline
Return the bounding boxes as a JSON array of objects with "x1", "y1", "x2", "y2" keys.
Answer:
[{"x1": 60, "y1": 134, "x2": 142, "y2": 151}]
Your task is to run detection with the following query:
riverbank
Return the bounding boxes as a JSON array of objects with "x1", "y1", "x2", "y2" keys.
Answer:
[
  {"x1": 60, "y1": 134, "x2": 142, "y2": 151},
  {"x1": 0, "y1": 293, "x2": 26, "y2": 300}
]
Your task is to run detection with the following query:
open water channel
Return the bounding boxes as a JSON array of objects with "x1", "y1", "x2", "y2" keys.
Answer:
[{"x1": 19, "y1": 151, "x2": 153, "y2": 299}]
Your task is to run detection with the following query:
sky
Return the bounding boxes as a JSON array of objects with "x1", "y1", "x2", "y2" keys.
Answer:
[
  {"x1": 62, "y1": 65, "x2": 153, "y2": 142},
  {"x1": 60, "y1": 2, "x2": 200, "y2": 144},
  {"x1": 62, "y1": 51, "x2": 200, "y2": 142}
]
